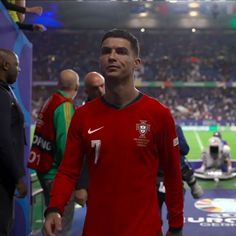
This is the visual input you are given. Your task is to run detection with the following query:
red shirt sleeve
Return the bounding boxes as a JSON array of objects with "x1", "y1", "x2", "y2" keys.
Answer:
[
  {"x1": 159, "y1": 108, "x2": 184, "y2": 229},
  {"x1": 48, "y1": 110, "x2": 84, "y2": 215}
]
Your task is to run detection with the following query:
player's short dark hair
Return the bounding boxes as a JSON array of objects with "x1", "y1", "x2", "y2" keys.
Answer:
[{"x1": 101, "y1": 29, "x2": 140, "y2": 57}]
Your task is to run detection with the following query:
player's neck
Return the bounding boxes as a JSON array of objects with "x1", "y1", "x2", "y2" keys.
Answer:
[{"x1": 104, "y1": 87, "x2": 140, "y2": 108}]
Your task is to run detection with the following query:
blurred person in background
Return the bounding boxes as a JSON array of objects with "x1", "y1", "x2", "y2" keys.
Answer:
[
  {"x1": 1, "y1": 0, "x2": 46, "y2": 32},
  {"x1": 28, "y1": 69, "x2": 79, "y2": 236},
  {"x1": 0, "y1": 48, "x2": 27, "y2": 236},
  {"x1": 157, "y1": 124, "x2": 203, "y2": 226},
  {"x1": 197, "y1": 131, "x2": 233, "y2": 174}
]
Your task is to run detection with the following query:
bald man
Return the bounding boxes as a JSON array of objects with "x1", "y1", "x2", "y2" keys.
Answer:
[
  {"x1": 0, "y1": 49, "x2": 27, "y2": 235},
  {"x1": 75, "y1": 71, "x2": 105, "y2": 206},
  {"x1": 29, "y1": 69, "x2": 79, "y2": 236},
  {"x1": 84, "y1": 71, "x2": 105, "y2": 101}
]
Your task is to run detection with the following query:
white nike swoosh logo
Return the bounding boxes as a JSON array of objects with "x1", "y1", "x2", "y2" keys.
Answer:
[{"x1": 88, "y1": 126, "x2": 104, "y2": 134}]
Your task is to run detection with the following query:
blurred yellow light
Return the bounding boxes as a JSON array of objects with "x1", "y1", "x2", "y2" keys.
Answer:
[
  {"x1": 189, "y1": 2, "x2": 199, "y2": 9},
  {"x1": 189, "y1": 11, "x2": 199, "y2": 17},
  {"x1": 139, "y1": 12, "x2": 148, "y2": 17}
]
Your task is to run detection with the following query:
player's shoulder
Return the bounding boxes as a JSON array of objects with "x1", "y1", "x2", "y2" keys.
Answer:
[
  {"x1": 75, "y1": 97, "x2": 102, "y2": 113},
  {"x1": 142, "y1": 93, "x2": 170, "y2": 112}
]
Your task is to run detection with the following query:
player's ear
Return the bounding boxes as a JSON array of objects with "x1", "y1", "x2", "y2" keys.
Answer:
[{"x1": 134, "y1": 58, "x2": 141, "y2": 70}]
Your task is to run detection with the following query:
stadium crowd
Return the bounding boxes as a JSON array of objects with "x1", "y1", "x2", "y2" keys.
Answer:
[
  {"x1": 27, "y1": 30, "x2": 236, "y2": 82},
  {"x1": 142, "y1": 87, "x2": 236, "y2": 126},
  {"x1": 26, "y1": 30, "x2": 236, "y2": 125}
]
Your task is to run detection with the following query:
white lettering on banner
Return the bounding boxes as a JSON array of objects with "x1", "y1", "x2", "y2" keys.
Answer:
[
  {"x1": 200, "y1": 222, "x2": 235, "y2": 227},
  {"x1": 206, "y1": 218, "x2": 223, "y2": 223},
  {"x1": 225, "y1": 218, "x2": 236, "y2": 224},
  {"x1": 28, "y1": 151, "x2": 40, "y2": 165},
  {"x1": 185, "y1": 214, "x2": 236, "y2": 227},
  {"x1": 33, "y1": 135, "x2": 52, "y2": 151},
  {"x1": 186, "y1": 217, "x2": 204, "y2": 223}
]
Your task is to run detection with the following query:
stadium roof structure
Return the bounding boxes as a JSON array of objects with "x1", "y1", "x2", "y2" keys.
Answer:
[{"x1": 26, "y1": 1, "x2": 236, "y2": 30}]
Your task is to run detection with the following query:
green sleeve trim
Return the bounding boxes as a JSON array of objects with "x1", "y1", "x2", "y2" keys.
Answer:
[{"x1": 53, "y1": 102, "x2": 75, "y2": 165}]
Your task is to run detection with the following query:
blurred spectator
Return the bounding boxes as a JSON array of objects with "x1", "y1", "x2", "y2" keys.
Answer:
[{"x1": 1, "y1": 0, "x2": 46, "y2": 31}]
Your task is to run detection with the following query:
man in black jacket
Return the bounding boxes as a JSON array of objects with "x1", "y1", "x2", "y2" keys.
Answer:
[{"x1": 0, "y1": 48, "x2": 27, "y2": 235}]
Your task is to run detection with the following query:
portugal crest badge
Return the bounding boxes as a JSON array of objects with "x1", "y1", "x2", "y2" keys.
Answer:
[{"x1": 136, "y1": 120, "x2": 150, "y2": 138}]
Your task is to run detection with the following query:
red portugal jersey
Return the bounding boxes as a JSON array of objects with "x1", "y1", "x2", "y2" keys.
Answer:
[{"x1": 49, "y1": 93, "x2": 183, "y2": 236}]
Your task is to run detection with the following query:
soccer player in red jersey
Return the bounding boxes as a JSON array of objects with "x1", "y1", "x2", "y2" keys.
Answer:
[{"x1": 43, "y1": 29, "x2": 184, "y2": 236}]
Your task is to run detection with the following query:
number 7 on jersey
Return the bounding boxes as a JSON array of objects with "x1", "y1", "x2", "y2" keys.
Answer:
[{"x1": 91, "y1": 140, "x2": 101, "y2": 164}]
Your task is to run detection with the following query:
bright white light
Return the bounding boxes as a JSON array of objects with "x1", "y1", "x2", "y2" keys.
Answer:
[
  {"x1": 192, "y1": 28, "x2": 196, "y2": 33},
  {"x1": 189, "y1": 2, "x2": 199, "y2": 9},
  {"x1": 179, "y1": 18, "x2": 210, "y2": 28},
  {"x1": 189, "y1": 11, "x2": 199, "y2": 17},
  {"x1": 128, "y1": 18, "x2": 158, "y2": 28},
  {"x1": 145, "y1": 3, "x2": 152, "y2": 8},
  {"x1": 140, "y1": 28, "x2": 145, "y2": 33},
  {"x1": 139, "y1": 12, "x2": 148, "y2": 17}
]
